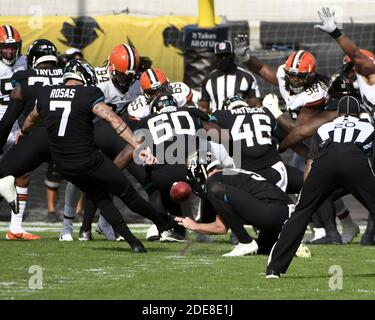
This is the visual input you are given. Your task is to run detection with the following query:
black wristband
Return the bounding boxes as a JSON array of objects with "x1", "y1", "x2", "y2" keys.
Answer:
[
  {"x1": 21, "y1": 128, "x2": 29, "y2": 135},
  {"x1": 329, "y1": 28, "x2": 343, "y2": 39}
]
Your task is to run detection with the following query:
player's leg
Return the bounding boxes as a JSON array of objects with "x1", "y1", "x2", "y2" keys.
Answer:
[
  {"x1": 88, "y1": 156, "x2": 178, "y2": 234},
  {"x1": 65, "y1": 174, "x2": 145, "y2": 252},
  {"x1": 267, "y1": 156, "x2": 337, "y2": 277},
  {"x1": 45, "y1": 162, "x2": 63, "y2": 223}
]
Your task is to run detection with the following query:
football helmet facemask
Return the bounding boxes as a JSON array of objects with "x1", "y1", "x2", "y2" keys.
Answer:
[
  {"x1": 108, "y1": 44, "x2": 140, "y2": 93},
  {"x1": 186, "y1": 149, "x2": 221, "y2": 197},
  {"x1": 0, "y1": 25, "x2": 22, "y2": 66},
  {"x1": 284, "y1": 50, "x2": 317, "y2": 94}
]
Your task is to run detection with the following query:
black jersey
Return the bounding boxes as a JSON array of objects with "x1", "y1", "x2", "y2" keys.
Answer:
[
  {"x1": 207, "y1": 168, "x2": 292, "y2": 205},
  {"x1": 36, "y1": 84, "x2": 105, "y2": 175},
  {"x1": 11, "y1": 68, "x2": 64, "y2": 124},
  {"x1": 135, "y1": 107, "x2": 209, "y2": 165},
  {"x1": 211, "y1": 106, "x2": 281, "y2": 171}
]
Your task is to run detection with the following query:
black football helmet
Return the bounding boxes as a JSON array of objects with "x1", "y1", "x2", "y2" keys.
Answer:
[
  {"x1": 26, "y1": 39, "x2": 58, "y2": 68},
  {"x1": 222, "y1": 95, "x2": 248, "y2": 110},
  {"x1": 186, "y1": 149, "x2": 221, "y2": 197},
  {"x1": 63, "y1": 59, "x2": 97, "y2": 86},
  {"x1": 151, "y1": 94, "x2": 178, "y2": 113}
]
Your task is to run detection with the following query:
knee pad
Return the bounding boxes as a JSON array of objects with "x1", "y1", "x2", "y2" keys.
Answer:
[{"x1": 45, "y1": 163, "x2": 63, "y2": 189}]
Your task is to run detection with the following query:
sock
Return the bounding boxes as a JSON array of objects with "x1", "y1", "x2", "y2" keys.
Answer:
[
  {"x1": 338, "y1": 210, "x2": 354, "y2": 227},
  {"x1": 9, "y1": 186, "x2": 28, "y2": 233},
  {"x1": 61, "y1": 205, "x2": 76, "y2": 235}
]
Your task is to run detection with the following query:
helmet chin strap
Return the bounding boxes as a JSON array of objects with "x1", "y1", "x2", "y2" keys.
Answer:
[{"x1": 290, "y1": 85, "x2": 304, "y2": 94}]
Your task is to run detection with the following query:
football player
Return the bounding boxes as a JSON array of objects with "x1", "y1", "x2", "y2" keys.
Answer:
[
  {"x1": 315, "y1": 7, "x2": 375, "y2": 245},
  {"x1": 234, "y1": 37, "x2": 359, "y2": 244},
  {"x1": 0, "y1": 36, "x2": 60, "y2": 240},
  {"x1": 20, "y1": 59, "x2": 178, "y2": 252},
  {"x1": 176, "y1": 149, "x2": 306, "y2": 257},
  {"x1": 114, "y1": 94, "x2": 224, "y2": 242},
  {"x1": 210, "y1": 95, "x2": 308, "y2": 192}
]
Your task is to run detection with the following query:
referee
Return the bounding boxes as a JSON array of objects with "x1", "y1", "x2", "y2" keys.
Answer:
[
  {"x1": 266, "y1": 95, "x2": 375, "y2": 278},
  {"x1": 199, "y1": 40, "x2": 261, "y2": 113}
]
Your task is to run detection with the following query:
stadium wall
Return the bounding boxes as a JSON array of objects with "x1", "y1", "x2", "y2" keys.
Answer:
[{"x1": 0, "y1": 0, "x2": 374, "y2": 22}]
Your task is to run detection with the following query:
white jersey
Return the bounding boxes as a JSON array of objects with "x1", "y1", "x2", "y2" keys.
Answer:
[
  {"x1": 0, "y1": 55, "x2": 27, "y2": 114},
  {"x1": 127, "y1": 81, "x2": 195, "y2": 120},
  {"x1": 356, "y1": 72, "x2": 375, "y2": 112},
  {"x1": 276, "y1": 65, "x2": 328, "y2": 112},
  {"x1": 0, "y1": 55, "x2": 27, "y2": 146},
  {"x1": 169, "y1": 82, "x2": 194, "y2": 107},
  {"x1": 95, "y1": 66, "x2": 140, "y2": 114},
  {"x1": 127, "y1": 95, "x2": 151, "y2": 120}
]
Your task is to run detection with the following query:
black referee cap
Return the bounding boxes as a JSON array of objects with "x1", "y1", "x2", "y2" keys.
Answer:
[{"x1": 337, "y1": 95, "x2": 361, "y2": 115}]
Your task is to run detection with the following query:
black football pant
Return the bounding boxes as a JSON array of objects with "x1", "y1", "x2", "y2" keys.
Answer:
[
  {"x1": 81, "y1": 119, "x2": 164, "y2": 231},
  {"x1": 206, "y1": 180, "x2": 291, "y2": 254},
  {"x1": 0, "y1": 126, "x2": 52, "y2": 178},
  {"x1": 267, "y1": 144, "x2": 375, "y2": 274},
  {"x1": 66, "y1": 154, "x2": 171, "y2": 234}
]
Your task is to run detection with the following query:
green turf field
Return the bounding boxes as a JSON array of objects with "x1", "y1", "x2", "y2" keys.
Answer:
[{"x1": 0, "y1": 223, "x2": 374, "y2": 300}]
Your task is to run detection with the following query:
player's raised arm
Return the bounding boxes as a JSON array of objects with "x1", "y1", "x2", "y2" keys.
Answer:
[
  {"x1": 315, "y1": 7, "x2": 375, "y2": 77},
  {"x1": 234, "y1": 35, "x2": 278, "y2": 85}
]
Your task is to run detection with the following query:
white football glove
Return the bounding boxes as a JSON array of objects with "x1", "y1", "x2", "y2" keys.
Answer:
[
  {"x1": 262, "y1": 93, "x2": 283, "y2": 119},
  {"x1": 314, "y1": 7, "x2": 342, "y2": 34},
  {"x1": 234, "y1": 35, "x2": 251, "y2": 63}
]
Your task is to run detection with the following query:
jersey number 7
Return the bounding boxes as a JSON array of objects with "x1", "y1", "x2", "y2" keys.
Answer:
[{"x1": 49, "y1": 101, "x2": 71, "y2": 136}]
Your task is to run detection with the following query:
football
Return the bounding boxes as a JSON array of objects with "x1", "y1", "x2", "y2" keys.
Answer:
[{"x1": 170, "y1": 181, "x2": 192, "y2": 202}]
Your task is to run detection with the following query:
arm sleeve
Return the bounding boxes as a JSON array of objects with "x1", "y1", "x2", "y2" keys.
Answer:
[
  {"x1": 90, "y1": 87, "x2": 106, "y2": 109},
  {"x1": 307, "y1": 133, "x2": 321, "y2": 160}
]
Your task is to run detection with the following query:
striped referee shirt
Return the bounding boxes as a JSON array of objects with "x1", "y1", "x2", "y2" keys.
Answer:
[
  {"x1": 200, "y1": 66, "x2": 260, "y2": 113},
  {"x1": 308, "y1": 115, "x2": 375, "y2": 159}
]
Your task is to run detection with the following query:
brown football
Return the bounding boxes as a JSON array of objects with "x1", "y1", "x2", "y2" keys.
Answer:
[{"x1": 170, "y1": 181, "x2": 192, "y2": 202}]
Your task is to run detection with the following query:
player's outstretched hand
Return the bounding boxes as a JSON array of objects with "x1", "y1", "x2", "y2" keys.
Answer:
[
  {"x1": 262, "y1": 93, "x2": 283, "y2": 119},
  {"x1": 234, "y1": 35, "x2": 251, "y2": 63},
  {"x1": 314, "y1": 7, "x2": 339, "y2": 34}
]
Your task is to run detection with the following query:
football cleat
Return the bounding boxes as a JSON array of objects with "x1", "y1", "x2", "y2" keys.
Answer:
[
  {"x1": 129, "y1": 239, "x2": 147, "y2": 253},
  {"x1": 0, "y1": 176, "x2": 19, "y2": 214},
  {"x1": 59, "y1": 233, "x2": 73, "y2": 241},
  {"x1": 265, "y1": 269, "x2": 281, "y2": 279},
  {"x1": 305, "y1": 232, "x2": 342, "y2": 245},
  {"x1": 146, "y1": 224, "x2": 160, "y2": 241},
  {"x1": 160, "y1": 230, "x2": 186, "y2": 243},
  {"x1": 78, "y1": 229, "x2": 93, "y2": 241},
  {"x1": 222, "y1": 240, "x2": 258, "y2": 257},
  {"x1": 96, "y1": 216, "x2": 116, "y2": 240},
  {"x1": 295, "y1": 244, "x2": 311, "y2": 258},
  {"x1": 6, "y1": 230, "x2": 41, "y2": 240}
]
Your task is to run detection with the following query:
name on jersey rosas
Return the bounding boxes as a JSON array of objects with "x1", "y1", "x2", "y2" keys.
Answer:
[{"x1": 50, "y1": 88, "x2": 76, "y2": 99}]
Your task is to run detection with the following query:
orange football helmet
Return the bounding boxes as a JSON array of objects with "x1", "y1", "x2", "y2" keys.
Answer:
[
  {"x1": 108, "y1": 44, "x2": 140, "y2": 93},
  {"x1": 140, "y1": 68, "x2": 171, "y2": 102},
  {"x1": 284, "y1": 50, "x2": 317, "y2": 93},
  {"x1": 0, "y1": 25, "x2": 22, "y2": 66}
]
